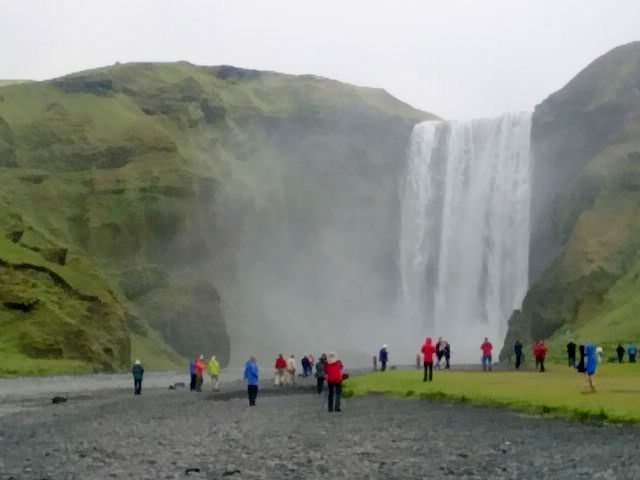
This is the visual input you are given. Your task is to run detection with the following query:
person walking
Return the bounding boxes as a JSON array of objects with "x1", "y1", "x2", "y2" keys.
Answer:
[
  {"x1": 207, "y1": 355, "x2": 220, "y2": 391},
  {"x1": 274, "y1": 354, "x2": 287, "y2": 386},
  {"x1": 244, "y1": 356, "x2": 259, "y2": 406},
  {"x1": 189, "y1": 356, "x2": 198, "y2": 391},
  {"x1": 514, "y1": 339, "x2": 524, "y2": 369},
  {"x1": 435, "y1": 337, "x2": 443, "y2": 369},
  {"x1": 533, "y1": 340, "x2": 548, "y2": 372},
  {"x1": 315, "y1": 354, "x2": 326, "y2": 394},
  {"x1": 421, "y1": 337, "x2": 436, "y2": 382},
  {"x1": 566, "y1": 340, "x2": 577, "y2": 368},
  {"x1": 132, "y1": 359, "x2": 144, "y2": 395},
  {"x1": 583, "y1": 343, "x2": 598, "y2": 394},
  {"x1": 325, "y1": 352, "x2": 344, "y2": 412},
  {"x1": 287, "y1": 355, "x2": 297, "y2": 386},
  {"x1": 301, "y1": 356, "x2": 311, "y2": 377},
  {"x1": 628, "y1": 343, "x2": 638, "y2": 363},
  {"x1": 442, "y1": 340, "x2": 451, "y2": 369},
  {"x1": 481, "y1": 337, "x2": 493, "y2": 371},
  {"x1": 616, "y1": 344, "x2": 625, "y2": 363},
  {"x1": 379, "y1": 344, "x2": 389, "y2": 372},
  {"x1": 195, "y1": 354, "x2": 205, "y2": 392}
]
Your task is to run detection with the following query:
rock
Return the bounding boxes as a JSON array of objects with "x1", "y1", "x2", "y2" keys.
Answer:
[
  {"x1": 185, "y1": 467, "x2": 200, "y2": 475},
  {"x1": 51, "y1": 396, "x2": 67, "y2": 404}
]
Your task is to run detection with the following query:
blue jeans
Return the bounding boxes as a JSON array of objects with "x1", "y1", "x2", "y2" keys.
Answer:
[{"x1": 482, "y1": 355, "x2": 492, "y2": 370}]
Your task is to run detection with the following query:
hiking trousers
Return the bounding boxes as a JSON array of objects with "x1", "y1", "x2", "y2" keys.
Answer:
[
  {"x1": 423, "y1": 362, "x2": 433, "y2": 382},
  {"x1": 328, "y1": 382, "x2": 342, "y2": 412},
  {"x1": 247, "y1": 385, "x2": 258, "y2": 406}
]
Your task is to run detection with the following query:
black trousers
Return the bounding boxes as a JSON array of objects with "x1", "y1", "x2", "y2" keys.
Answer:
[
  {"x1": 380, "y1": 361, "x2": 387, "y2": 372},
  {"x1": 328, "y1": 382, "x2": 342, "y2": 412},
  {"x1": 423, "y1": 362, "x2": 433, "y2": 381},
  {"x1": 536, "y1": 358, "x2": 545, "y2": 372},
  {"x1": 316, "y1": 377, "x2": 325, "y2": 394},
  {"x1": 134, "y1": 379, "x2": 142, "y2": 395},
  {"x1": 568, "y1": 355, "x2": 576, "y2": 368},
  {"x1": 190, "y1": 374, "x2": 197, "y2": 391},
  {"x1": 515, "y1": 354, "x2": 522, "y2": 369},
  {"x1": 247, "y1": 385, "x2": 258, "y2": 406}
]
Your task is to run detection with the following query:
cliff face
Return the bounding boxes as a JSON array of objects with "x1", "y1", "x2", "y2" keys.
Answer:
[
  {"x1": 503, "y1": 42, "x2": 640, "y2": 358},
  {"x1": 0, "y1": 62, "x2": 435, "y2": 374}
]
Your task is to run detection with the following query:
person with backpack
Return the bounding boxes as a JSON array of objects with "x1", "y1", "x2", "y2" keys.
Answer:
[
  {"x1": 244, "y1": 356, "x2": 259, "y2": 406},
  {"x1": 533, "y1": 340, "x2": 548, "y2": 372},
  {"x1": 421, "y1": 337, "x2": 436, "y2": 382},
  {"x1": 378, "y1": 344, "x2": 389, "y2": 372},
  {"x1": 325, "y1": 352, "x2": 344, "y2": 412},
  {"x1": 132, "y1": 359, "x2": 144, "y2": 395}
]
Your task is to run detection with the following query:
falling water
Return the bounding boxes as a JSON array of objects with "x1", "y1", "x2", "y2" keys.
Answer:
[{"x1": 399, "y1": 112, "x2": 532, "y2": 359}]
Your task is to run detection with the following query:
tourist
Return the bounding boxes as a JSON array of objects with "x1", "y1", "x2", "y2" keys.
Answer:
[
  {"x1": 514, "y1": 339, "x2": 524, "y2": 369},
  {"x1": 301, "y1": 355, "x2": 311, "y2": 377},
  {"x1": 207, "y1": 355, "x2": 220, "y2": 391},
  {"x1": 442, "y1": 340, "x2": 451, "y2": 369},
  {"x1": 435, "y1": 337, "x2": 443, "y2": 369},
  {"x1": 533, "y1": 340, "x2": 548, "y2": 372},
  {"x1": 244, "y1": 356, "x2": 259, "y2": 406},
  {"x1": 566, "y1": 340, "x2": 577, "y2": 368},
  {"x1": 315, "y1": 354, "x2": 327, "y2": 394},
  {"x1": 194, "y1": 354, "x2": 205, "y2": 392},
  {"x1": 189, "y1": 356, "x2": 197, "y2": 391},
  {"x1": 287, "y1": 354, "x2": 297, "y2": 385},
  {"x1": 325, "y1": 351, "x2": 344, "y2": 412},
  {"x1": 576, "y1": 344, "x2": 586, "y2": 373},
  {"x1": 132, "y1": 359, "x2": 144, "y2": 395},
  {"x1": 628, "y1": 343, "x2": 637, "y2": 363},
  {"x1": 379, "y1": 344, "x2": 389, "y2": 372},
  {"x1": 616, "y1": 344, "x2": 625, "y2": 363},
  {"x1": 274, "y1": 354, "x2": 287, "y2": 386},
  {"x1": 596, "y1": 346, "x2": 604, "y2": 364},
  {"x1": 481, "y1": 337, "x2": 493, "y2": 371},
  {"x1": 583, "y1": 343, "x2": 598, "y2": 394},
  {"x1": 421, "y1": 337, "x2": 436, "y2": 382},
  {"x1": 415, "y1": 353, "x2": 421, "y2": 369},
  {"x1": 308, "y1": 354, "x2": 315, "y2": 376}
]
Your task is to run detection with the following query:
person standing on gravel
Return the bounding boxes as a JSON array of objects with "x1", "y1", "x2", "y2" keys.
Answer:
[
  {"x1": 325, "y1": 352, "x2": 344, "y2": 412},
  {"x1": 301, "y1": 355, "x2": 311, "y2": 377},
  {"x1": 481, "y1": 337, "x2": 493, "y2": 371},
  {"x1": 315, "y1": 354, "x2": 327, "y2": 394},
  {"x1": 287, "y1": 355, "x2": 297, "y2": 386},
  {"x1": 189, "y1": 356, "x2": 198, "y2": 391},
  {"x1": 207, "y1": 355, "x2": 220, "y2": 391},
  {"x1": 132, "y1": 359, "x2": 144, "y2": 395},
  {"x1": 244, "y1": 356, "x2": 259, "y2": 406},
  {"x1": 194, "y1": 355, "x2": 206, "y2": 392},
  {"x1": 274, "y1": 354, "x2": 287, "y2": 386},
  {"x1": 421, "y1": 337, "x2": 436, "y2": 382}
]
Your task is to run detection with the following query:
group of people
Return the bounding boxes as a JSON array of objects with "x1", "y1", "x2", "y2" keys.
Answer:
[
  {"x1": 189, "y1": 354, "x2": 221, "y2": 392},
  {"x1": 615, "y1": 343, "x2": 637, "y2": 363},
  {"x1": 246, "y1": 352, "x2": 346, "y2": 411}
]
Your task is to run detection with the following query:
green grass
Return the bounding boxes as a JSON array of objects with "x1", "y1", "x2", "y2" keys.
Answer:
[{"x1": 346, "y1": 365, "x2": 640, "y2": 423}]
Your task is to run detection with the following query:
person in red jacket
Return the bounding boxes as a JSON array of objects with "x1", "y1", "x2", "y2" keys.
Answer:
[
  {"x1": 325, "y1": 351, "x2": 344, "y2": 412},
  {"x1": 480, "y1": 337, "x2": 493, "y2": 372},
  {"x1": 195, "y1": 354, "x2": 205, "y2": 392},
  {"x1": 533, "y1": 340, "x2": 548, "y2": 372},
  {"x1": 274, "y1": 353, "x2": 287, "y2": 387},
  {"x1": 421, "y1": 337, "x2": 436, "y2": 382}
]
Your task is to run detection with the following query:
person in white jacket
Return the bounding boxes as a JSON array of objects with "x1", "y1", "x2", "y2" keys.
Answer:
[{"x1": 286, "y1": 354, "x2": 297, "y2": 386}]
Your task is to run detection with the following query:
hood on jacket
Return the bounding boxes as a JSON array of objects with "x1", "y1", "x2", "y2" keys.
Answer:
[{"x1": 327, "y1": 351, "x2": 339, "y2": 363}]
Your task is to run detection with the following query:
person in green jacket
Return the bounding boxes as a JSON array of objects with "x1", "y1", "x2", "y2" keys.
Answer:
[
  {"x1": 132, "y1": 359, "x2": 144, "y2": 395},
  {"x1": 207, "y1": 355, "x2": 220, "y2": 391}
]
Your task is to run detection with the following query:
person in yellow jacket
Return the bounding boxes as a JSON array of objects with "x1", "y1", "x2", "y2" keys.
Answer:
[{"x1": 207, "y1": 355, "x2": 220, "y2": 391}]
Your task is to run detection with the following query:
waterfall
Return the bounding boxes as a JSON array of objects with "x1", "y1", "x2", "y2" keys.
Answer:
[{"x1": 399, "y1": 112, "x2": 532, "y2": 359}]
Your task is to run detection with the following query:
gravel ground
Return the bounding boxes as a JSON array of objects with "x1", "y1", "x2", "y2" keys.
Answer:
[{"x1": 1, "y1": 376, "x2": 639, "y2": 480}]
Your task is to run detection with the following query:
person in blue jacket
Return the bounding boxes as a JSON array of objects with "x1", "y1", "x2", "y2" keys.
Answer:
[
  {"x1": 379, "y1": 344, "x2": 389, "y2": 372},
  {"x1": 132, "y1": 359, "x2": 144, "y2": 395},
  {"x1": 244, "y1": 356, "x2": 259, "y2": 406},
  {"x1": 583, "y1": 343, "x2": 598, "y2": 394},
  {"x1": 627, "y1": 343, "x2": 638, "y2": 363}
]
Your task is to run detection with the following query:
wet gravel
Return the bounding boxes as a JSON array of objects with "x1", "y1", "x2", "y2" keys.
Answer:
[{"x1": 1, "y1": 380, "x2": 639, "y2": 479}]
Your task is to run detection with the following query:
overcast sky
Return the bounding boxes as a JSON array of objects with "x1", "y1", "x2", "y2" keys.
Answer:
[{"x1": 1, "y1": 0, "x2": 638, "y2": 119}]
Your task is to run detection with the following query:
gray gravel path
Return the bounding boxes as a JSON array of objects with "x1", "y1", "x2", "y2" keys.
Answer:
[{"x1": 1, "y1": 380, "x2": 639, "y2": 479}]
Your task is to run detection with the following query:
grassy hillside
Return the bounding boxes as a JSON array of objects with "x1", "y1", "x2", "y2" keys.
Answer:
[
  {"x1": 502, "y1": 42, "x2": 640, "y2": 358},
  {"x1": 0, "y1": 62, "x2": 435, "y2": 375}
]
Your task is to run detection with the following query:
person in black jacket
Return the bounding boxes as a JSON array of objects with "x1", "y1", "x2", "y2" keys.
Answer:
[
  {"x1": 567, "y1": 340, "x2": 577, "y2": 368},
  {"x1": 576, "y1": 344, "x2": 586, "y2": 373},
  {"x1": 616, "y1": 344, "x2": 625, "y2": 363},
  {"x1": 442, "y1": 340, "x2": 451, "y2": 369},
  {"x1": 514, "y1": 340, "x2": 524, "y2": 369}
]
